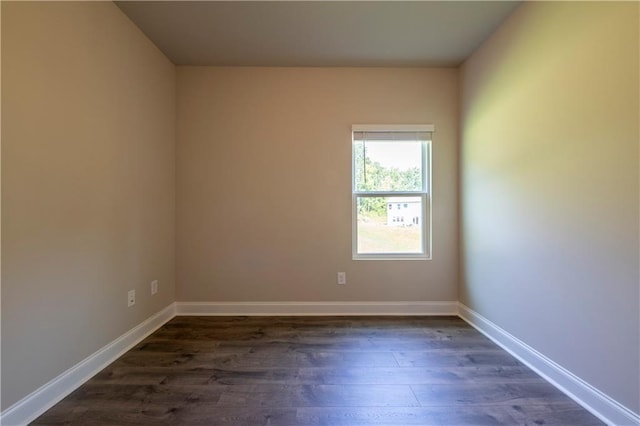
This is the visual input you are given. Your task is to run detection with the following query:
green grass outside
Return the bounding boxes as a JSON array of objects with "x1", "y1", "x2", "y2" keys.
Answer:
[{"x1": 357, "y1": 216, "x2": 421, "y2": 253}]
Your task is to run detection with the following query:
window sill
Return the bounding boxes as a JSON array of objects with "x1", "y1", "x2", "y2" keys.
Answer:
[{"x1": 353, "y1": 254, "x2": 431, "y2": 261}]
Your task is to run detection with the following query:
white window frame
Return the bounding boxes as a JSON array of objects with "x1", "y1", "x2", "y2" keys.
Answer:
[{"x1": 352, "y1": 124, "x2": 433, "y2": 260}]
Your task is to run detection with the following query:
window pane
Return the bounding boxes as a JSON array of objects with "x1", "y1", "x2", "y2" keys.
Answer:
[
  {"x1": 356, "y1": 196, "x2": 423, "y2": 254},
  {"x1": 354, "y1": 141, "x2": 423, "y2": 192}
]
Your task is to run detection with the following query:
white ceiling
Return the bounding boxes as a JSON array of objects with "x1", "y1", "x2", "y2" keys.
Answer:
[{"x1": 116, "y1": 1, "x2": 520, "y2": 67}]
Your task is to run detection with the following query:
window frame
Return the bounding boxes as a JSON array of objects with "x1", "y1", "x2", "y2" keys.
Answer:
[{"x1": 351, "y1": 124, "x2": 433, "y2": 261}]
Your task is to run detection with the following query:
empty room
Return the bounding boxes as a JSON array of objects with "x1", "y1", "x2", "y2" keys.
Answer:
[{"x1": 1, "y1": 1, "x2": 638, "y2": 425}]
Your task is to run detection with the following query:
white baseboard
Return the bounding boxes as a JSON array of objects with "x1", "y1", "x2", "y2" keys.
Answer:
[
  {"x1": 0, "y1": 303, "x2": 176, "y2": 426},
  {"x1": 175, "y1": 301, "x2": 459, "y2": 316},
  {"x1": 458, "y1": 303, "x2": 640, "y2": 426}
]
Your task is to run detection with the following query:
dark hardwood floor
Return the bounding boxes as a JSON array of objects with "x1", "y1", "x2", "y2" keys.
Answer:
[{"x1": 32, "y1": 316, "x2": 603, "y2": 425}]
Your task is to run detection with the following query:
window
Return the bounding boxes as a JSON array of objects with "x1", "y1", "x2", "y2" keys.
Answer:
[{"x1": 352, "y1": 125, "x2": 433, "y2": 260}]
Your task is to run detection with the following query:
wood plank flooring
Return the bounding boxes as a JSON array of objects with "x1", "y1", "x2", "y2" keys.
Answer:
[{"x1": 32, "y1": 316, "x2": 603, "y2": 425}]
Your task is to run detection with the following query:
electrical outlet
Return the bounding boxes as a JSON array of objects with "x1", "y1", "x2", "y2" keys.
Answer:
[
  {"x1": 128, "y1": 290, "x2": 136, "y2": 307},
  {"x1": 151, "y1": 280, "x2": 158, "y2": 295},
  {"x1": 337, "y1": 272, "x2": 346, "y2": 285}
]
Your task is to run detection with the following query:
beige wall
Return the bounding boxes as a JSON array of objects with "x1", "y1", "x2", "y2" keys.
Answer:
[
  {"x1": 460, "y1": 1, "x2": 639, "y2": 414},
  {"x1": 1, "y1": 1, "x2": 176, "y2": 409},
  {"x1": 176, "y1": 67, "x2": 458, "y2": 302}
]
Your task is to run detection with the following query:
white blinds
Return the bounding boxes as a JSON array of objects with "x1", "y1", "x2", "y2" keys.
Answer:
[
  {"x1": 352, "y1": 125, "x2": 434, "y2": 142},
  {"x1": 352, "y1": 131, "x2": 432, "y2": 141}
]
